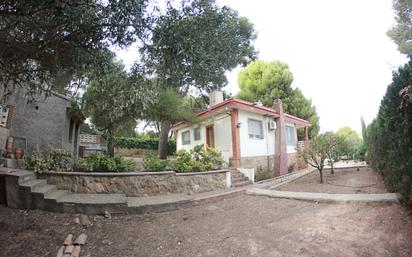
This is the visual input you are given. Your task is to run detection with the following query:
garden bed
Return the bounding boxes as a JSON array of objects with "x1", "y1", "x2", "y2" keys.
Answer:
[
  {"x1": 276, "y1": 166, "x2": 387, "y2": 194},
  {"x1": 36, "y1": 169, "x2": 230, "y2": 197}
]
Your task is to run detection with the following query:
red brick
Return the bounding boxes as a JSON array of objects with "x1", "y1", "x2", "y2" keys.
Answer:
[
  {"x1": 71, "y1": 245, "x2": 81, "y2": 257},
  {"x1": 63, "y1": 234, "x2": 73, "y2": 246},
  {"x1": 56, "y1": 246, "x2": 65, "y2": 257}
]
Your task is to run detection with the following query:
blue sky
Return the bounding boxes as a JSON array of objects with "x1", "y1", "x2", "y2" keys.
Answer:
[{"x1": 117, "y1": 0, "x2": 408, "y2": 133}]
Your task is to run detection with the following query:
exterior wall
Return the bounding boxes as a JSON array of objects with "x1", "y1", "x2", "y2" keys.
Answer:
[
  {"x1": 238, "y1": 109, "x2": 276, "y2": 157},
  {"x1": 237, "y1": 110, "x2": 296, "y2": 157},
  {"x1": 6, "y1": 88, "x2": 78, "y2": 153},
  {"x1": 175, "y1": 109, "x2": 300, "y2": 172},
  {"x1": 37, "y1": 170, "x2": 229, "y2": 196},
  {"x1": 176, "y1": 113, "x2": 232, "y2": 163},
  {"x1": 240, "y1": 152, "x2": 300, "y2": 176}
]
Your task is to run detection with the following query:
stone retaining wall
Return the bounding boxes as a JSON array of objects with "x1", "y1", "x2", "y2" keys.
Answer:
[
  {"x1": 240, "y1": 153, "x2": 304, "y2": 175},
  {"x1": 37, "y1": 170, "x2": 229, "y2": 197}
]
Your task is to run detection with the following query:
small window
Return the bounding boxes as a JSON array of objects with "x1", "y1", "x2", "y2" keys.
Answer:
[
  {"x1": 182, "y1": 130, "x2": 191, "y2": 145},
  {"x1": 248, "y1": 119, "x2": 264, "y2": 139},
  {"x1": 286, "y1": 126, "x2": 296, "y2": 146},
  {"x1": 194, "y1": 127, "x2": 201, "y2": 141}
]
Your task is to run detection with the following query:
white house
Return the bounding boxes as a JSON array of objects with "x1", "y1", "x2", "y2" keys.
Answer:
[{"x1": 172, "y1": 91, "x2": 310, "y2": 176}]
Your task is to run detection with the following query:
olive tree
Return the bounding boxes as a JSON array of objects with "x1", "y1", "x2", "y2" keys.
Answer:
[
  {"x1": 83, "y1": 60, "x2": 145, "y2": 157},
  {"x1": 140, "y1": 0, "x2": 257, "y2": 159},
  {"x1": 299, "y1": 134, "x2": 329, "y2": 183}
]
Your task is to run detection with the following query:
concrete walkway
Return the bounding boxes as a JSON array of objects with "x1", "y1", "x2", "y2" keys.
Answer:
[{"x1": 246, "y1": 188, "x2": 399, "y2": 203}]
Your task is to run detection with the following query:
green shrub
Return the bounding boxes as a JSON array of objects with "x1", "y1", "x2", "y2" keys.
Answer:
[
  {"x1": 141, "y1": 145, "x2": 224, "y2": 173},
  {"x1": 173, "y1": 145, "x2": 224, "y2": 173},
  {"x1": 25, "y1": 153, "x2": 50, "y2": 173},
  {"x1": 366, "y1": 59, "x2": 412, "y2": 204},
  {"x1": 75, "y1": 153, "x2": 135, "y2": 172},
  {"x1": 49, "y1": 149, "x2": 73, "y2": 172},
  {"x1": 143, "y1": 154, "x2": 170, "y2": 171},
  {"x1": 114, "y1": 137, "x2": 176, "y2": 155},
  {"x1": 25, "y1": 149, "x2": 73, "y2": 173}
]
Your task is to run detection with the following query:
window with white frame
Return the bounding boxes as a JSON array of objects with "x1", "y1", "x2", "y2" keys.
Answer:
[
  {"x1": 286, "y1": 125, "x2": 296, "y2": 146},
  {"x1": 194, "y1": 127, "x2": 201, "y2": 141},
  {"x1": 248, "y1": 119, "x2": 264, "y2": 139},
  {"x1": 182, "y1": 130, "x2": 191, "y2": 145}
]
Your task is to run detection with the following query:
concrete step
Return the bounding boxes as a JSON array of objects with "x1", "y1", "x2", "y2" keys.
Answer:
[
  {"x1": 31, "y1": 184, "x2": 57, "y2": 194},
  {"x1": 19, "y1": 179, "x2": 47, "y2": 191},
  {"x1": 231, "y1": 180, "x2": 252, "y2": 188},
  {"x1": 18, "y1": 173, "x2": 36, "y2": 184},
  {"x1": 56, "y1": 193, "x2": 129, "y2": 214},
  {"x1": 231, "y1": 176, "x2": 249, "y2": 182},
  {"x1": 44, "y1": 189, "x2": 69, "y2": 200}
]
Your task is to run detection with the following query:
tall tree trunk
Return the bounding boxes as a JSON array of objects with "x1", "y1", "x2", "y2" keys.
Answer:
[
  {"x1": 319, "y1": 169, "x2": 323, "y2": 183},
  {"x1": 330, "y1": 161, "x2": 334, "y2": 174},
  {"x1": 158, "y1": 120, "x2": 171, "y2": 160},
  {"x1": 107, "y1": 128, "x2": 115, "y2": 157}
]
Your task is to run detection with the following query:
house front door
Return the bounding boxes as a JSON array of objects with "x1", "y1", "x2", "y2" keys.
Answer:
[{"x1": 206, "y1": 125, "x2": 215, "y2": 148}]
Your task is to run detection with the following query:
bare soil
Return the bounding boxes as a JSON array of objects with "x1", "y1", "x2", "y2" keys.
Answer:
[
  {"x1": 277, "y1": 167, "x2": 387, "y2": 194},
  {"x1": 1, "y1": 193, "x2": 412, "y2": 257}
]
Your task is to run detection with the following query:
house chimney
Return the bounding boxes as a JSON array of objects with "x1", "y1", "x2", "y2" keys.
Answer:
[{"x1": 209, "y1": 91, "x2": 224, "y2": 107}]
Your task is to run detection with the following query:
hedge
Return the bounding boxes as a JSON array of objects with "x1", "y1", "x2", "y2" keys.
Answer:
[
  {"x1": 365, "y1": 59, "x2": 412, "y2": 204},
  {"x1": 114, "y1": 137, "x2": 176, "y2": 155}
]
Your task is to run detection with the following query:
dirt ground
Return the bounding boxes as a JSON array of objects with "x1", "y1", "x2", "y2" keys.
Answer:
[
  {"x1": 277, "y1": 167, "x2": 387, "y2": 194},
  {"x1": 1, "y1": 193, "x2": 412, "y2": 257}
]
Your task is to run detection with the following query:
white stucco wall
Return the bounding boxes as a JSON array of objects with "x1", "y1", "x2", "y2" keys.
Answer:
[
  {"x1": 238, "y1": 110, "x2": 298, "y2": 157},
  {"x1": 175, "y1": 114, "x2": 232, "y2": 163},
  {"x1": 175, "y1": 110, "x2": 298, "y2": 161},
  {"x1": 213, "y1": 115, "x2": 232, "y2": 163},
  {"x1": 238, "y1": 110, "x2": 276, "y2": 157}
]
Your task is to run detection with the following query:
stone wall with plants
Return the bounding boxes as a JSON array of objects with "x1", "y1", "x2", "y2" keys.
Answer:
[
  {"x1": 143, "y1": 144, "x2": 224, "y2": 173},
  {"x1": 365, "y1": 60, "x2": 412, "y2": 204},
  {"x1": 25, "y1": 150, "x2": 135, "y2": 173}
]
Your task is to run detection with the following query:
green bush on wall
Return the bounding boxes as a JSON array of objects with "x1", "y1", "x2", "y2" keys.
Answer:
[
  {"x1": 114, "y1": 137, "x2": 176, "y2": 155},
  {"x1": 142, "y1": 144, "x2": 224, "y2": 173},
  {"x1": 25, "y1": 151, "x2": 135, "y2": 173}
]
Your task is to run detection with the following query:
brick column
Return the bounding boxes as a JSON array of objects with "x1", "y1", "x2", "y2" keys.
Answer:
[
  {"x1": 304, "y1": 126, "x2": 309, "y2": 148},
  {"x1": 274, "y1": 99, "x2": 288, "y2": 175},
  {"x1": 230, "y1": 109, "x2": 241, "y2": 168}
]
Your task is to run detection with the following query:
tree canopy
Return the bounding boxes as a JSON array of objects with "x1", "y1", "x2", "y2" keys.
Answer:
[
  {"x1": 141, "y1": 0, "x2": 257, "y2": 94},
  {"x1": 138, "y1": 0, "x2": 257, "y2": 158},
  {"x1": 83, "y1": 60, "x2": 144, "y2": 157},
  {"x1": 0, "y1": 0, "x2": 149, "y2": 102},
  {"x1": 237, "y1": 60, "x2": 320, "y2": 138},
  {"x1": 387, "y1": 0, "x2": 412, "y2": 56}
]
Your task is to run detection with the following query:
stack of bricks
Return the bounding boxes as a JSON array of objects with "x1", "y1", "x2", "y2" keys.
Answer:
[{"x1": 56, "y1": 233, "x2": 87, "y2": 257}]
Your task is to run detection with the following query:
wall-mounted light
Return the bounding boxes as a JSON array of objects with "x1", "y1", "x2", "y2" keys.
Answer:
[{"x1": 237, "y1": 122, "x2": 242, "y2": 128}]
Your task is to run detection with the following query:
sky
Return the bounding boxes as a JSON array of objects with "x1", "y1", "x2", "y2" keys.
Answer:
[{"x1": 116, "y1": 0, "x2": 408, "y2": 133}]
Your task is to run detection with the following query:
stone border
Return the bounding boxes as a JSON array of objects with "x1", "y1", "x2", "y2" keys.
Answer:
[
  {"x1": 247, "y1": 188, "x2": 399, "y2": 204},
  {"x1": 39, "y1": 169, "x2": 228, "y2": 176},
  {"x1": 37, "y1": 169, "x2": 231, "y2": 197}
]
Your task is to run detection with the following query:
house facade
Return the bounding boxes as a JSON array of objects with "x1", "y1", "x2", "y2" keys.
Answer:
[
  {"x1": 0, "y1": 88, "x2": 84, "y2": 156},
  {"x1": 172, "y1": 92, "x2": 309, "y2": 176}
]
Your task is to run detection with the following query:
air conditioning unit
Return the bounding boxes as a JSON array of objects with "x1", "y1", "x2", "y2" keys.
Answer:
[{"x1": 268, "y1": 121, "x2": 276, "y2": 130}]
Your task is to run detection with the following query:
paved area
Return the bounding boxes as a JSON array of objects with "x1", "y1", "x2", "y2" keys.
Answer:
[
  {"x1": 247, "y1": 188, "x2": 399, "y2": 203},
  {"x1": 1, "y1": 194, "x2": 412, "y2": 257},
  {"x1": 277, "y1": 166, "x2": 386, "y2": 194}
]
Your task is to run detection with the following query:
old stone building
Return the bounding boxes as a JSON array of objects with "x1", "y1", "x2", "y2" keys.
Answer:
[{"x1": 0, "y1": 88, "x2": 84, "y2": 156}]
